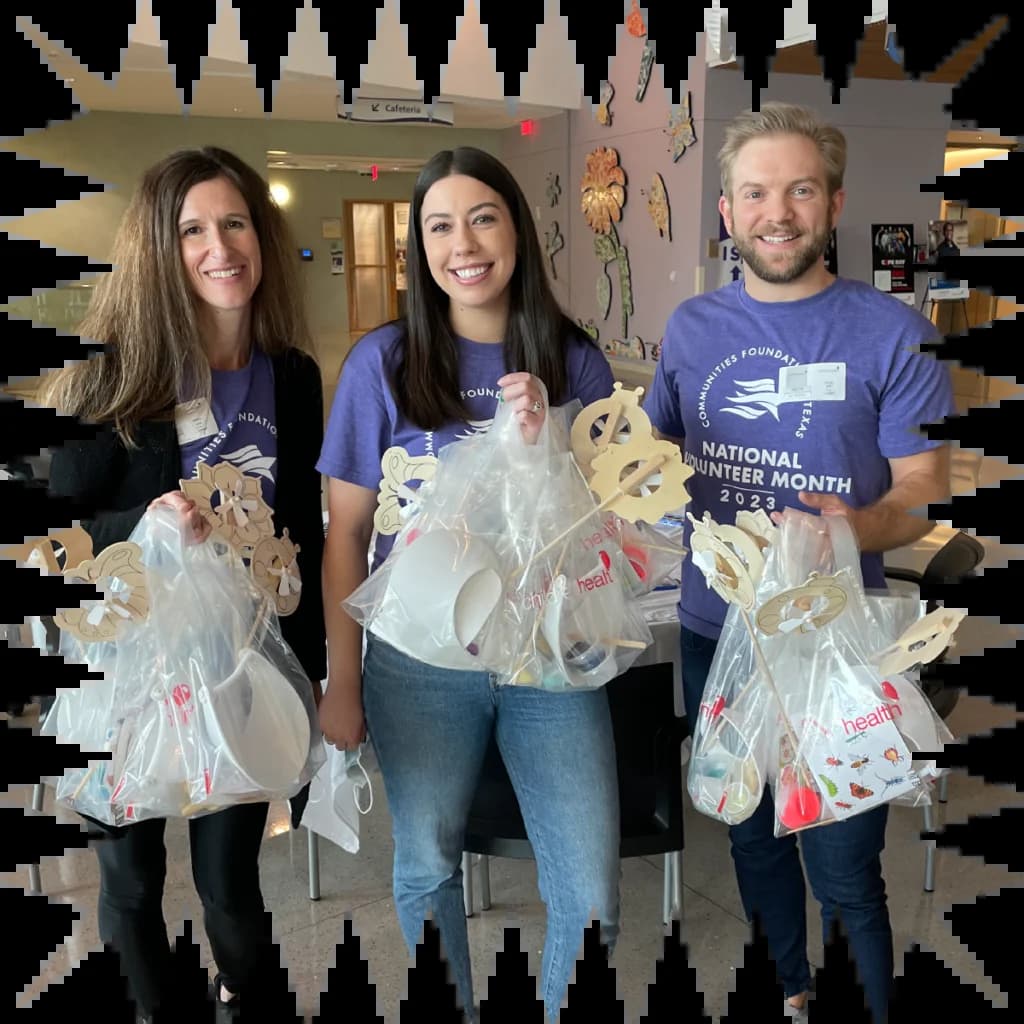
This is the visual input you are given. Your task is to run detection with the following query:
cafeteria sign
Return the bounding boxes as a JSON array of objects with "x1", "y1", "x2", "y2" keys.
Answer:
[{"x1": 338, "y1": 96, "x2": 455, "y2": 126}]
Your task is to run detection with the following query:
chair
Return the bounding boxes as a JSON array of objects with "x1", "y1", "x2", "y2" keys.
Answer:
[
  {"x1": 460, "y1": 655, "x2": 687, "y2": 925},
  {"x1": 882, "y1": 528, "x2": 984, "y2": 891}
]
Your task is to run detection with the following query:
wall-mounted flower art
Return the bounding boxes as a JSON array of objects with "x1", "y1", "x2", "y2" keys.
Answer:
[
  {"x1": 581, "y1": 146, "x2": 625, "y2": 235},
  {"x1": 580, "y1": 146, "x2": 633, "y2": 337},
  {"x1": 666, "y1": 91, "x2": 697, "y2": 162}
]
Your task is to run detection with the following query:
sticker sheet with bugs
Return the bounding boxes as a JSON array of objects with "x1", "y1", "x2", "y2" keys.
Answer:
[{"x1": 798, "y1": 668, "x2": 921, "y2": 821}]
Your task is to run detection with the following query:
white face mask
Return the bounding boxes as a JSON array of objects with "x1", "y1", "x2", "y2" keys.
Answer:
[{"x1": 338, "y1": 743, "x2": 373, "y2": 815}]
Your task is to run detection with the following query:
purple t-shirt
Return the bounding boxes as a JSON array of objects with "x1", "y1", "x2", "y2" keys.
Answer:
[
  {"x1": 643, "y1": 277, "x2": 956, "y2": 640},
  {"x1": 317, "y1": 320, "x2": 614, "y2": 569},
  {"x1": 180, "y1": 347, "x2": 278, "y2": 510}
]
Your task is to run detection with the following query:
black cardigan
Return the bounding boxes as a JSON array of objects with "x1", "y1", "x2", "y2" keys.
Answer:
[
  {"x1": 48, "y1": 347, "x2": 328, "y2": 684},
  {"x1": 47, "y1": 348, "x2": 328, "y2": 829}
]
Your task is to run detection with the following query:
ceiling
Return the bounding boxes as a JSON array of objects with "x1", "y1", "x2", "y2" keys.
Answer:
[
  {"x1": 17, "y1": 10, "x2": 1016, "y2": 156},
  {"x1": 268, "y1": 153, "x2": 427, "y2": 173},
  {"x1": 720, "y1": 16, "x2": 1010, "y2": 85},
  {"x1": 15, "y1": 9, "x2": 570, "y2": 130}
]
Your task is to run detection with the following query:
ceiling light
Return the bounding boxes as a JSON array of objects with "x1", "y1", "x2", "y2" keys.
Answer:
[{"x1": 268, "y1": 150, "x2": 288, "y2": 155}]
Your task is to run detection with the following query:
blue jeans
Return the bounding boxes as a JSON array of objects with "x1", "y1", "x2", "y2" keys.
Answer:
[
  {"x1": 362, "y1": 633, "x2": 621, "y2": 1022},
  {"x1": 680, "y1": 626, "x2": 894, "y2": 1022}
]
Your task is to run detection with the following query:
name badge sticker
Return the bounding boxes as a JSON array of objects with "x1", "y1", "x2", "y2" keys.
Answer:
[
  {"x1": 174, "y1": 398, "x2": 219, "y2": 445},
  {"x1": 777, "y1": 363, "x2": 846, "y2": 403}
]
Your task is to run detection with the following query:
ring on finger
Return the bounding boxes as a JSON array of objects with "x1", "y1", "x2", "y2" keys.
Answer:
[{"x1": 530, "y1": 400, "x2": 543, "y2": 413}]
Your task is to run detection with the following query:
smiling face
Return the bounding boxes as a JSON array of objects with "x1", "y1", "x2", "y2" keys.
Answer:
[
  {"x1": 720, "y1": 132, "x2": 844, "y2": 298},
  {"x1": 419, "y1": 173, "x2": 518, "y2": 334},
  {"x1": 178, "y1": 175, "x2": 262, "y2": 317}
]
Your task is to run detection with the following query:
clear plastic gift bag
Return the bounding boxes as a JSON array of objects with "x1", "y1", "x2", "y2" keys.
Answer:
[
  {"x1": 687, "y1": 507, "x2": 958, "y2": 836},
  {"x1": 343, "y1": 382, "x2": 653, "y2": 690},
  {"x1": 41, "y1": 505, "x2": 324, "y2": 827},
  {"x1": 756, "y1": 510, "x2": 955, "y2": 836}
]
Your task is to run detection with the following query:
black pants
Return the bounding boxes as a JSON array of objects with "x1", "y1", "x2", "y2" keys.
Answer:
[{"x1": 94, "y1": 801, "x2": 274, "y2": 1016}]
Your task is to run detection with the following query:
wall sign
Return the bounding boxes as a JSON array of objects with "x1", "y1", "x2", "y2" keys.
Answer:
[{"x1": 871, "y1": 223, "x2": 914, "y2": 304}]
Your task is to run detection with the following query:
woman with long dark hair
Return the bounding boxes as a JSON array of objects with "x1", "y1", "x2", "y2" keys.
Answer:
[{"x1": 317, "y1": 146, "x2": 620, "y2": 1022}]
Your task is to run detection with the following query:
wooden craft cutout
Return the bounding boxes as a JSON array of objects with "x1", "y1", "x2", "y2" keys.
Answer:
[
  {"x1": 55, "y1": 541, "x2": 149, "y2": 643},
  {"x1": 644, "y1": 173, "x2": 671, "y2": 240},
  {"x1": 516, "y1": 390, "x2": 692, "y2": 576},
  {"x1": 636, "y1": 42, "x2": 655, "y2": 102},
  {"x1": 666, "y1": 93, "x2": 697, "y2": 161},
  {"x1": 596, "y1": 81, "x2": 614, "y2": 126},
  {"x1": 570, "y1": 382, "x2": 652, "y2": 475},
  {"x1": 375, "y1": 446, "x2": 438, "y2": 536},
  {"x1": 873, "y1": 606, "x2": 967, "y2": 676},
  {"x1": 687, "y1": 511, "x2": 759, "y2": 612},
  {"x1": 181, "y1": 462, "x2": 274, "y2": 552},
  {"x1": 735, "y1": 509, "x2": 779, "y2": 554},
  {"x1": 250, "y1": 529, "x2": 302, "y2": 617},
  {"x1": 597, "y1": 269, "x2": 611, "y2": 320},
  {"x1": 755, "y1": 572, "x2": 849, "y2": 636},
  {"x1": 627, "y1": 0, "x2": 647, "y2": 35},
  {"x1": 546, "y1": 172, "x2": 561, "y2": 207},
  {"x1": 545, "y1": 221, "x2": 565, "y2": 278},
  {"x1": 2, "y1": 526, "x2": 93, "y2": 574},
  {"x1": 588, "y1": 440, "x2": 694, "y2": 524}
]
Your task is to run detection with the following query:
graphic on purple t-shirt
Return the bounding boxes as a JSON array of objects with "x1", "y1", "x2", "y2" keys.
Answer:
[
  {"x1": 642, "y1": 277, "x2": 956, "y2": 640},
  {"x1": 180, "y1": 347, "x2": 278, "y2": 510},
  {"x1": 317, "y1": 320, "x2": 615, "y2": 569}
]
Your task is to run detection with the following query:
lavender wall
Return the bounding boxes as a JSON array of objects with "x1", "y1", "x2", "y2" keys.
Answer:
[
  {"x1": 502, "y1": 30, "x2": 710, "y2": 382},
  {"x1": 499, "y1": 36, "x2": 955, "y2": 390}
]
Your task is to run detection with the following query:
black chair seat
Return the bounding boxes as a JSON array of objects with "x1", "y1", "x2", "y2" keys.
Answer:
[{"x1": 884, "y1": 529, "x2": 984, "y2": 720}]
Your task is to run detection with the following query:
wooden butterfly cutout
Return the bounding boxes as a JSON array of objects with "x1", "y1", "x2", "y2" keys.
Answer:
[
  {"x1": 375, "y1": 446, "x2": 438, "y2": 536},
  {"x1": 55, "y1": 542, "x2": 150, "y2": 643},
  {"x1": 666, "y1": 92, "x2": 697, "y2": 161}
]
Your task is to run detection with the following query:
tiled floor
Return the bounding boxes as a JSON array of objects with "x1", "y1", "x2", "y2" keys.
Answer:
[{"x1": 6, "y1": 451, "x2": 1019, "y2": 1020}]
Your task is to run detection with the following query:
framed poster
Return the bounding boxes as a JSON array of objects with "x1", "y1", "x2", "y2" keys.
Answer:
[
  {"x1": 321, "y1": 218, "x2": 343, "y2": 240},
  {"x1": 871, "y1": 224, "x2": 914, "y2": 304},
  {"x1": 928, "y1": 219, "x2": 968, "y2": 259}
]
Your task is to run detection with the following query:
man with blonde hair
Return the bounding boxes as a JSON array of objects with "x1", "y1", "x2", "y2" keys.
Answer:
[{"x1": 645, "y1": 102, "x2": 955, "y2": 1022}]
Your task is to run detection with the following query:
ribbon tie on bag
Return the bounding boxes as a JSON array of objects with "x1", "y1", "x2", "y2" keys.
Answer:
[
  {"x1": 217, "y1": 480, "x2": 259, "y2": 527},
  {"x1": 692, "y1": 549, "x2": 719, "y2": 588},
  {"x1": 776, "y1": 594, "x2": 830, "y2": 634},
  {"x1": 85, "y1": 579, "x2": 135, "y2": 628},
  {"x1": 269, "y1": 557, "x2": 302, "y2": 597}
]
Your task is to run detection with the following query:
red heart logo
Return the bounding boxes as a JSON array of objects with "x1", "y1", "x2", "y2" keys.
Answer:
[{"x1": 881, "y1": 680, "x2": 899, "y2": 701}]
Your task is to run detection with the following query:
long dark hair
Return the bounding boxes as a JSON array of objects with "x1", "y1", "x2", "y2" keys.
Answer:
[
  {"x1": 391, "y1": 146, "x2": 584, "y2": 429},
  {"x1": 40, "y1": 146, "x2": 313, "y2": 444}
]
